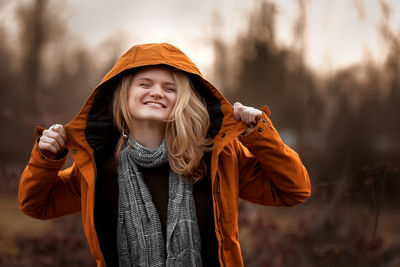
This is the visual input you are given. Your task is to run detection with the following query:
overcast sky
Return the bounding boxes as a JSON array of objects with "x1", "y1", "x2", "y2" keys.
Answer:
[
  {"x1": 65, "y1": 0, "x2": 400, "y2": 74},
  {"x1": 4, "y1": 0, "x2": 400, "y2": 75}
]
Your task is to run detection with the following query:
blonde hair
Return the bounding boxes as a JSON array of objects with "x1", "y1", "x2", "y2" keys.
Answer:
[
  {"x1": 113, "y1": 71, "x2": 135, "y2": 155},
  {"x1": 112, "y1": 67, "x2": 212, "y2": 182}
]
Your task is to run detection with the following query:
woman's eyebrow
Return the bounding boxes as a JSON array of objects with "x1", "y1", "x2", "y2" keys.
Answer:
[
  {"x1": 163, "y1": 82, "x2": 176, "y2": 86},
  {"x1": 135, "y1": 77, "x2": 175, "y2": 86},
  {"x1": 136, "y1": 77, "x2": 153, "y2": 82}
]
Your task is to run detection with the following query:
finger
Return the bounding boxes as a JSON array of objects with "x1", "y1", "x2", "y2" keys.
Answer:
[
  {"x1": 253, "y1": 112, "x2": 262, "y2": 126},
  {"x1": 249, "y1": 109, "x2": 259, "y2": 124},
  {"x1": 242, "y1": 107, "x2": 259, "y2": 127},
  {"x1": 42, "y1": 135, "x2": 62, "y2": 151},
  {"x1": 45, "y1": 135, "x2": 63, "y2": 153},
  {"x1": 41, "y1": 126, "x2": 67, "y2": 155},
  {"x1": 47, "y1": 125, "x2": 67, "y2": 148},
  {"x1": 240, "y1": 106, "x2": 251, "y2": 125},
  {"x1": 42, "y1": 129, "x2": 51, "y2": 138},
  {"x1": 38, "y1": 136, "x2": 60, "y2": 154},
  {"x1": 38, "y1": 142, "x2": 58, "y2": 155},
  {"x1": 52, "y1": 124, "x2": 68, "y2": 143},
  {"x1": 233, "y1": 102, "x2": 243, "y2": 120},
  {"x1": 48, "y1": 131, "x2": 66, "y2": 149},
  {"x1": 254, "y1": 109, "x2": 262, "y2": 121},
  {"x1": 251, "y1": 109, "x2": 262, "y2": 125},
  {"x1": 42, "y1": 129, "x2": 60, "y2": 142}
]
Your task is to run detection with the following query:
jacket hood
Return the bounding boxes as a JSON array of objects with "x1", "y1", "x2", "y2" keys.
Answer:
[{"x1": 65, "y1": 43, "x2": 247, "y2": 161}]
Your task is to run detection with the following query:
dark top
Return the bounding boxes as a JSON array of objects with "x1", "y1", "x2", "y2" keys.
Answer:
[
  {"x1": 137, "y1": 163, "x2": 169, "y2": 241},
  {"x1": 94, "y1": 152, "x2": 220, "y2": 267}
]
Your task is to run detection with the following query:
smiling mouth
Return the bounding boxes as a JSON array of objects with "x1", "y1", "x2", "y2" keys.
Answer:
[{"x1": 144, "y1": 101, "x2": 166, "y2": 108}]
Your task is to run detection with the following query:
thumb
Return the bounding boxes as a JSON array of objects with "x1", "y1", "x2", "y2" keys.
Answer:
[
  {"x1": 233, "y1": 102, "x2": 242, "y2": 120},
  {"x1": 53, "y1": 124, "x2": 68, "y2": 143}
]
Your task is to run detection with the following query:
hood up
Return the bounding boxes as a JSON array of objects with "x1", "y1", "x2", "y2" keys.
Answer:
[{"x1": 65, "y1": 43, "x2": 248, "y2": 163}]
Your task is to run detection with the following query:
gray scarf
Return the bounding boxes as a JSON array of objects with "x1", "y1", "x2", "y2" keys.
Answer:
[{"x1": 117, "y1": 139, "x2": 202, "y2": 267}]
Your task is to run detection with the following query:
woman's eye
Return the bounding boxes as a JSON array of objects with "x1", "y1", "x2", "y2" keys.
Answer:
[
  {"x1": 166, "y1": 87, "x2": 176, "y2": 92},
  {"x1": 140, "y1": 83, "x2": 150, "y2": 87}
]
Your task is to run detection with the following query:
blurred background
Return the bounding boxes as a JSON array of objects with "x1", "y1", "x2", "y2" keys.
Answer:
[{"x1": 1, "y1": 0, "x2": 400, "y2": 266}]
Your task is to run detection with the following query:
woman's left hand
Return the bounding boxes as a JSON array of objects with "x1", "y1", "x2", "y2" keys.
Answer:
[{"x1": 233, "y1": 102, "x2": 262, "y2": 134}]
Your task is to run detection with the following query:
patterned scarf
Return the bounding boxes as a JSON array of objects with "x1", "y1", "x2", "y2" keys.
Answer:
[{"x1": 117, "y1": 139, "x2": 202, "y2": 267}]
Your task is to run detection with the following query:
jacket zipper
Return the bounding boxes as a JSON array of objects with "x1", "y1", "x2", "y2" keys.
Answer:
[{"x1": 214, "y1": 171, "x2": 226, "y2": 267}]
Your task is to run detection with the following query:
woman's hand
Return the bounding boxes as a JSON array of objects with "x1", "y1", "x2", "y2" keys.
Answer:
[
  {"x1": 233, "y1": 102, "x2": 262, "y2": 134},
  {"x1": 38, "y1": 124, "x2": 68, "y2": 159}
]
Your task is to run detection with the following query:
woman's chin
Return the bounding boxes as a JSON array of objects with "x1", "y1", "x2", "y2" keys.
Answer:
[{"x1": 132, "y1": 115, "x2": 168, "y2": 125}]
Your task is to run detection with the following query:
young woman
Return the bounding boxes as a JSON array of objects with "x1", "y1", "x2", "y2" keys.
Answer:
[{"x1": 19, "y1": 43, "x2": 311, "y2": 267}]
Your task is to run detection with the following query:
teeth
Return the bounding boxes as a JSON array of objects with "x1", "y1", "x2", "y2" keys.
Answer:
[{"x1": 146, "y1": 102, "x2": 164, "y2": 108}]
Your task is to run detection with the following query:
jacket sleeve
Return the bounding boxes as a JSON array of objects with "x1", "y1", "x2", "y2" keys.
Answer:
[
  {"x1": 237, "y1": 107, "x2": 311, "y2": 207},
  {"x1": 18, "y1": 138, "x2": 82, "y2": 220}
]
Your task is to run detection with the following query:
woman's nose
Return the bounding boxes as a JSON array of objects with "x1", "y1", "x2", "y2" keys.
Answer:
[{"x1": 150, "y1": 85, "x2": 163, "y2": 98}]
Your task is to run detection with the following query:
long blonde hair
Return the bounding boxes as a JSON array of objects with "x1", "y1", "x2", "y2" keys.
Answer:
[{"x1": 112, "y1": 67, "x2": 212, "y2": 182}]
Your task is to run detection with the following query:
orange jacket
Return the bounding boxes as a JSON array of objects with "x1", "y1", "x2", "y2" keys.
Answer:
[{"x1": 19, "y1": 43, "x2": 311, "y2": 267}]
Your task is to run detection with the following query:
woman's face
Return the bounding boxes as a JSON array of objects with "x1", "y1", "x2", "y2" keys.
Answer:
[{"x1": 128, "y1": 67, "x2": 177, "y2": 126}]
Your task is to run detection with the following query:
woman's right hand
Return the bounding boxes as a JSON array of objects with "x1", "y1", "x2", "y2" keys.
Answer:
[{"x1": 38, "y1": 124, "x2": 68, "y2": 159}]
